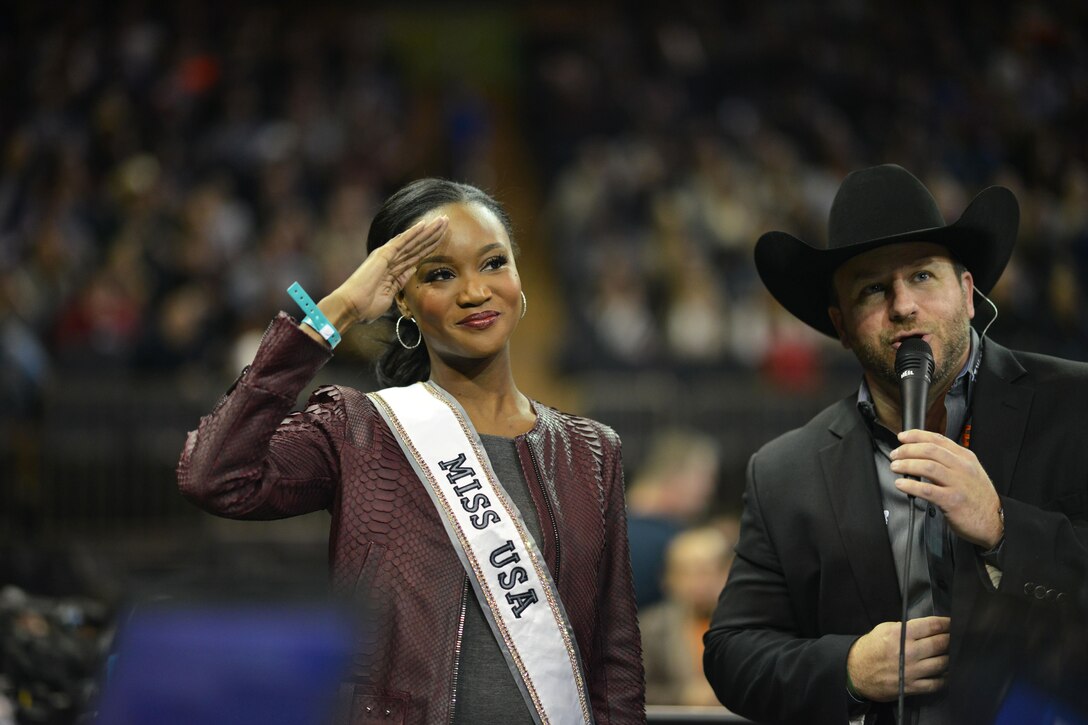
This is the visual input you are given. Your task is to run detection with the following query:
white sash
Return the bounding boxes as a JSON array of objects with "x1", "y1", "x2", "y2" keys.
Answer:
[{"x1": 367, "y1": 382, "x2": 593, "y2": 725}]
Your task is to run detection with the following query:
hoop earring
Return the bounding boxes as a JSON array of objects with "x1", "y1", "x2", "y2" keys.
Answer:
[
  {"x1": 396, "y1": 315, "x2": 421, "y2": 349},
  {"x1": 520, "y1": 291, "x2": 527, "y2": 319}
]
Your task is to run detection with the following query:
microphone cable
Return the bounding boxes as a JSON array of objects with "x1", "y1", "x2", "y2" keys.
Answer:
[
  {"x1": 975, "y1": 287, "x2": 1000, "y2": 340},
  {"x1": 898, "y1": 504, "x2": 915, "y2": 724}
]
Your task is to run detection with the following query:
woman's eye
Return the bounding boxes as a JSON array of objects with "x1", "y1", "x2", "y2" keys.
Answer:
[
  {"x1": 424, "y1": 268, "x2": 454, "y2": 282},
  {"x1": 484, "y1": 254, "x2": 508, "y2": 270}
]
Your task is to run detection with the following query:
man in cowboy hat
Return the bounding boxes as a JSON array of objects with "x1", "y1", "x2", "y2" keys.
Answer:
[{"x1": 703, "y1": 164, "x2": 1088, "y2": 724}]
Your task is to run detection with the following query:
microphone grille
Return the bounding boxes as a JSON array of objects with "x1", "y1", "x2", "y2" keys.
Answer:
[{"x1": 894, "y1": 337, "x2": 935, "y2": 380}]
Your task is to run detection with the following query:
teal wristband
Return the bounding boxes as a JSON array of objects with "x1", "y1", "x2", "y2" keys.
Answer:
[{"x1": 287, "y1": 282, "x2": 342, "y2": 349}]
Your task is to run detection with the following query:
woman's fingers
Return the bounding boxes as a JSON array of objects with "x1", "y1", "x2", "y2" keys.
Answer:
[
  {"x1": 390, "y1": 216, "x2": 448, "y2": 257},
  {"x1": 385, "y1": 216, "x2": 447, "y2": 278}
]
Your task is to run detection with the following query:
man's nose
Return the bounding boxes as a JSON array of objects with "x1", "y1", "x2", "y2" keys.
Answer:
[{"x1": 888, "y1": 280, "x2": 918, "y2": 321}]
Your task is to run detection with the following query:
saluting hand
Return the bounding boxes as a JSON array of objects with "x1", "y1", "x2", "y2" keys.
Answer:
[
  {"x1": 323, "y1": 216, "x2": 449, "y2": 330},
  {"x1": 890, "y1": 429, "x2": 1003, "y2": 549}
]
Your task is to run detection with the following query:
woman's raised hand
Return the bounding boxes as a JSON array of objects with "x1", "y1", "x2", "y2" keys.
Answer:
[{"x1": 323, "y1": 216, "x2": 448, "y2": 329}]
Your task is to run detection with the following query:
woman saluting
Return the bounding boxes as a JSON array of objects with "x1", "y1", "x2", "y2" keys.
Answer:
[{"x1": 178, "y1": 179, "x2": 645, "y2": 724}]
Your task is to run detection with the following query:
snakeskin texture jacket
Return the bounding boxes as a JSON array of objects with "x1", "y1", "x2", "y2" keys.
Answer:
[{"x1": 177, "y1": 313, "x2": 646, "y2": 724}]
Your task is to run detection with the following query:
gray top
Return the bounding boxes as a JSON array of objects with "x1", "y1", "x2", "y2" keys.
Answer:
[{"x1": 452, "y1": 434, "x2": 543, "y2": 725}]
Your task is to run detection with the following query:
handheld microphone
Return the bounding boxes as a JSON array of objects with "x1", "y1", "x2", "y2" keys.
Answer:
[
  {"x1": 892, "y1": 336, "x2": 934, "y2": 723},
  {"x1": 895, "y1": 337, "x2": 934, "y2": 433}
]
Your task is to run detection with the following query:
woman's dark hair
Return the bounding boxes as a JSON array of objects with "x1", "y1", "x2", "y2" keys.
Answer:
[{"x1": 367, "y1": 178, "x2": 515, "y2": 388}]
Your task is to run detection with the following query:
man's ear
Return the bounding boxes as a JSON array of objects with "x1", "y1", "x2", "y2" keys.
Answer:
[
  {"x1": 828, "y1": 306, "x2": 852, "y2": 350},
  {"x1": 961, "y1": 270, "x2": 976, "y2": 320}
]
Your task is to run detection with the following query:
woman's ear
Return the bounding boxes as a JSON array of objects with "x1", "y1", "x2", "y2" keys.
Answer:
[{"x1": 395, "y1": 291, "x2": 411, "y2": 319}]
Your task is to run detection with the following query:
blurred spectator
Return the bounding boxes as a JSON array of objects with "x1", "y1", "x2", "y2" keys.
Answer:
[
  {"x1": 639, "y1": 525, "x2": 735, "y2": 706},
  {"x1": 626, "y1": 429, "x2": 721, "y2": 609},
  {"x1": 0, "y1": 273, "x2": 50, "y2": 419}
]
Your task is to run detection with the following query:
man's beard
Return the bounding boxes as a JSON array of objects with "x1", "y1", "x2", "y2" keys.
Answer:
[{"x1": 852, "y1": 303, "x2": 973, "y2": 395}]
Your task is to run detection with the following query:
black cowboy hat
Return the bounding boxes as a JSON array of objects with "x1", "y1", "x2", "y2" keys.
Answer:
[{"x1": 754, "y1": 164, "x2": 1019, "y2": 338}]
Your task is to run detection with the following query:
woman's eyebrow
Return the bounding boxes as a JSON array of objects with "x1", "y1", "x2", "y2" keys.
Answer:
[{"x1": 420, "y1": 242, "x2": 504, "y2": 266}]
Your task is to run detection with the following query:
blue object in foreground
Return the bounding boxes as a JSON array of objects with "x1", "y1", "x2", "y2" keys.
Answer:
[
  {"x1": 92, "y1": 601, "x2": 356, "y2": 725},
  {"x1": 994, "y1": 681, "x2": 1088, "y2": 725}
]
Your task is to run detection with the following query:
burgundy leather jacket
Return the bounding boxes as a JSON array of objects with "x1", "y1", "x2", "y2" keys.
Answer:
[{"x1": 178, "y1": 314, "x2": 646, "y2": 724}]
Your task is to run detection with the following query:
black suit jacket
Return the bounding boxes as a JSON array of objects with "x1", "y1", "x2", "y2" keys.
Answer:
[{"x1": 704, "y1": 341, "x2": 1088, "y2": 724}]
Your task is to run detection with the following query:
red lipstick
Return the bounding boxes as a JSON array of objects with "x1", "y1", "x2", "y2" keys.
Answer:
[{"x1": 457, "y1": 311, "x2": 500, "y2": 329}]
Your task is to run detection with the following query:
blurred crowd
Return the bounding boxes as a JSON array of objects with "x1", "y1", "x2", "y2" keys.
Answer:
[
  {"x1": 3, "y1": 1, "x2": 1087, "y2": 417},
  {"x1": 1, "y1": 2, "x2": 486, "y2": 423},
  {"x1": 528, "y1": 1, "x2": 1088, "y2": 380}
]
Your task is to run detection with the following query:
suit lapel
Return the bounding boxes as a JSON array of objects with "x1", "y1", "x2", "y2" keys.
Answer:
[
  {"x1": 820, "y1": 401, "x2": 902, "y2": 626},
  {"x1": 969, "y1": 341, "x2": 1032, "y2": 498}
]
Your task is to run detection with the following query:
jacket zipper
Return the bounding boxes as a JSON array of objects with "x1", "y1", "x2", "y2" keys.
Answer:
[
  {"x1": 527, "y1": 439, "x2": 561, "y2": 580},
  {"x1": 447, "y1": 576, "x2": 469, "y2": 724}
]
